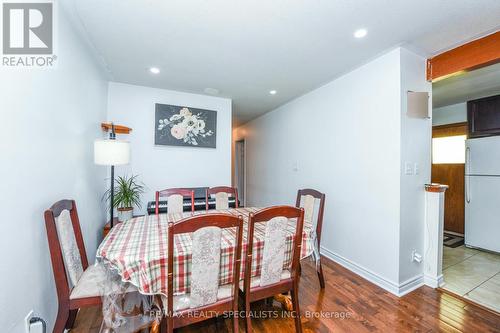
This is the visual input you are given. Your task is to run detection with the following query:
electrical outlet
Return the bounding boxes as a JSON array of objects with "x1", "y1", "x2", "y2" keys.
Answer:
[
  {"x1": 411, "y1": 250, "x2": 422, "y2": 263},
  {"x1": 30, "y1": 321, "x2": 44, "y2": 333},
  {"x1": 24, "y1": 310, "x2": 33, "y2": 333}
]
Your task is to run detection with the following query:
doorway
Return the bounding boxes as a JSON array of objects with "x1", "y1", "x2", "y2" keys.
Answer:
[
  {"x1": 431, "y1": 122, "x2": 467, "y2": 237},
  {"x1": 432, "y1": 63, "x2": 500, "y2": 314},
  {"x1": 234, "y1": 139, "x2": 245, "y2": 206}
]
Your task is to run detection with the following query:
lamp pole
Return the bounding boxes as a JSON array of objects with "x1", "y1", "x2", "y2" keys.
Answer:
[
  {"x1": 94, "y1": 123, "x2": 130, "y2": 230},
  {"x1": 110, "y1": 124, "x2": 116, "y2": 228}
]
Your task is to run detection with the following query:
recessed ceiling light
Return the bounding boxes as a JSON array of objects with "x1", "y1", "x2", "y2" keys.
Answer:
[
  {"x1": 269, "y1": 90, "x2": 277, "y2": 95},
  {"x1": 204, "y1": 87, "x2": 219, "y2": 95},
  {"x1": 354, "y1": 29, "x2": 367, "y2": 38},
  {"x1": 149, "y1": 67, "x2": 160, "y2": 74}
]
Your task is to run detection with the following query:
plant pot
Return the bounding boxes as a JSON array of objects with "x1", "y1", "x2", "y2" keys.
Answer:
[{"x1": 117, "y1": 207, "x2": 134, "y2": 222}]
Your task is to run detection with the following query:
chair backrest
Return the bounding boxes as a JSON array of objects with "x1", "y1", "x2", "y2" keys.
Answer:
[
  {"x1": 156, "y1": 188, "x2": 195, "y2": 214},
  {"x1": 167, "y1": 214, "x2": 244, "y2": 315},
  {"x1": 245, "y1": 206, "x2": 304, "y2": 289},
  {"x1": 296, "y1": 189, "x2": 325, "y2": 244},
  {"x1": 205, "y1": 186, "x2": 239, "y2": 210},
  {"x1": 44, "y1": 200, "x2": 89, "y2": 301}
]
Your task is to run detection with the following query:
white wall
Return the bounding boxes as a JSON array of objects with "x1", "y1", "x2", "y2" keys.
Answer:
[
  {"x1": 0, "y1": 6, "x2": 108, "y2": 332},
  {"x1": 237, "y1": 48, "x2": 403, "y2": 287},
  {"x1": 432, "y1": 103, "x2": 467, "y2": 126},
  {"x1": 399, "y1": 48, "x2": 432, "y2": 287},
  {"x1": 236, "y1": 47, "x2": 431, "y2": 295},
  {"x1": 107, "y1": 82, "x2": 232, "y2": 212}
]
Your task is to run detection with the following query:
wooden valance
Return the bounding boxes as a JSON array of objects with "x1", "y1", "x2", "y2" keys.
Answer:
[{"x1": 426, "y1": 31, "x2": 500, "y2": 81}]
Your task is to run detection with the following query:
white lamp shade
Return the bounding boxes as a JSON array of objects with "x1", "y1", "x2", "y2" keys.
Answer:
[{"x1": 94, "y1": 139, "x2": 130, "y2": 166}]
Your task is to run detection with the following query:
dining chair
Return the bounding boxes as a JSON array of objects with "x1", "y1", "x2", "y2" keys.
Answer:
[
  {"x1": 296, "y1": 189, "x2": 326, "y2": 289},
  {"x1": 240, "y1": 206, "x2": 305, "y2": 333},
  {"x1": 155, "y1": 188, "x2": 195, "y2": 214},
  {"x1": 44, "y1": 199, "x2": 138, "y2": 333},
  {"x1": 205, "y1": 186, "x2": 239, "y2": 210},
  {"x1": 162, "y1": 213, "x2": 244, "y2": 333}
]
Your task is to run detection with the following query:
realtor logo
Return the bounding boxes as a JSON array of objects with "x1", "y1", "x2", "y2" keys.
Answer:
[{"x1": 2, "y1": 1, "x2": 56, "y2": 67}]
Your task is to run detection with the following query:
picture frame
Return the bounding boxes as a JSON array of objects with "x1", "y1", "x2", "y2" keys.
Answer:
[{"x1": 155, "y1": 103, "x2": 217, "y2": 148}]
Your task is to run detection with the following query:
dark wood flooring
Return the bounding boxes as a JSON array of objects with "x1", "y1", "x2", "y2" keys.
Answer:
[{"x1": 72, "y1": 257, "x2": 500, "y2": 332}]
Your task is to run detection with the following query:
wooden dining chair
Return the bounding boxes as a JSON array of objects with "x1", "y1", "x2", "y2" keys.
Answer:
[
  {"x1": 296, "y1": 189, "x2": 326, "y2": 289},
  {"x1": 44, "y1": 200, "x2": 137, "y2": 333},
  {"x1": 240, "y1": 206, "x2": 305, "y2": 333},
  {"x1": 155, "y1": 188, "x2": 195, "y2": 214},
  {"x1": 162, "y1": 213, "x2": 244, "y2": 333},
  {"x1": 205, "y1": 186, "x2": 239, "y2": 210}
]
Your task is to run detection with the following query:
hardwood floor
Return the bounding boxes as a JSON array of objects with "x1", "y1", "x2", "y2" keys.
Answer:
[{"x1": 72, "y1": 257, "x2": 500, "y2": 332}]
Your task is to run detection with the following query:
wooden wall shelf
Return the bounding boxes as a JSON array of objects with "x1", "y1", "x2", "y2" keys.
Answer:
[{"x1": 101, "y1": 123, "x2": 132, "y2": 134}]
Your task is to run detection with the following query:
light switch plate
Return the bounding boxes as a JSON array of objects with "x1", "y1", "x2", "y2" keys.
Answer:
[{"x1": 404, "y1": 162, "x2": 413, "y2": 175}]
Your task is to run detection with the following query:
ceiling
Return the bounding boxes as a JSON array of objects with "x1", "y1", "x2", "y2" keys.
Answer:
[
  {"x1": 63, "y1": 0, "x2": 500, "y2": 125},
  {"x1": 433, "y1": 62, "x2": 500, "y2": 108}
]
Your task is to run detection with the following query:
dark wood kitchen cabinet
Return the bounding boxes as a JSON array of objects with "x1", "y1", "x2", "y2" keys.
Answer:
[{"x1": 468, "y1": 94, "x2": 500, "y2": 138}]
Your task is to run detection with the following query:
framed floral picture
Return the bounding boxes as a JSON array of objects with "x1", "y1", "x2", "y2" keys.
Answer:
[{"x1": 154, "y1": 103, "x2": 217, "y2": 148}]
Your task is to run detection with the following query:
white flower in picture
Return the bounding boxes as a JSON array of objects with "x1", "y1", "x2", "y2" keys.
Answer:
[
  {"x1": 197, "y1": 119, "x2": 205, "y2": 131},
  {"x1": 180, "y1": 107, "x2": 192, "y2": 117},
  {"x1": 182, "y1": 115, "x2": 197, "y2": 131}
]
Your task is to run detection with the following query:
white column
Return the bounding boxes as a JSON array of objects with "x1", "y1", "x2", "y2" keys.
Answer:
[{"x1": 423, "y1": 184, "x2": 448, "y2": 288}]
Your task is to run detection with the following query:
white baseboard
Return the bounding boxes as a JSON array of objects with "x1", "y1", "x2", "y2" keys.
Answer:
[
  {"x1": 399, "y1": 275, "x2": 425, "y2": 296},
  {"x1": 320, "y1": 246, "x2": 424, "y2": 297},
  {"x1": 424, "y1": 274, "x2": 444, "y2": 288}
]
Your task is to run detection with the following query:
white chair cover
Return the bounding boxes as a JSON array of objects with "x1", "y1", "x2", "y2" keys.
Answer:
[
  {"x1": 300, "y1": 194, "x2": 322, "y2": 270},
  {"x1": 55, "y1": 209, "x2": 84, "y2": 288},
  {"x1": 214, "y1": 192, "x2": 229, "y2": 210},
  {"x1": 190, "y1": 226, "x2": 222, "y2": 308},
  {"x1": 167, "y1": 194, "x2": 184, "y2": 214},
  {"x1": 260, "y1": 216, "x2": 288, "y2": 287},
  {"x1": 172, "y1": 285, "x2": 232, "y2": 312},
  {"x1": 70, "y1": 262, "x2": 136, "y2": 299},
  {"x1": 302, "y1": 195, "x2": 315, "y2": 226}
]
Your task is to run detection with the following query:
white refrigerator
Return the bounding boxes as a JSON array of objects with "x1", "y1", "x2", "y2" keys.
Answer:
[{"x1": 465, "y1": 136, "x2": 500, "y2": 253}]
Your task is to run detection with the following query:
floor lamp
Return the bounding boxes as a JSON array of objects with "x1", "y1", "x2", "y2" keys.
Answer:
[{"x1": 94, "y1": 124, "x2": 130, "y2": 228}]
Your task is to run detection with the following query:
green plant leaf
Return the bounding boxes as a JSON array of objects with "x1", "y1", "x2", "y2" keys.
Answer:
[{"x1": 103, "y1": 174, "x2": 146, "y2": 209}]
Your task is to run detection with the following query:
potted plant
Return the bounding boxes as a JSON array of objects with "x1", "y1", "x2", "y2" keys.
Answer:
[{"x1": 104, "y1": 175, "x2": 145, "y2": 222}]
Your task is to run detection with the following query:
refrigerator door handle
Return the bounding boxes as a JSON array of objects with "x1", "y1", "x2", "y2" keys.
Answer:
[
  {"x1": 466, "y1": 176, "x2": 470, "y2": 203},
  {"x1": 466, "y1": 147, "x2": 471, "y2": 203},
  {"x1": 466, "y1": 146, "x2": 471, "y2": 175}
]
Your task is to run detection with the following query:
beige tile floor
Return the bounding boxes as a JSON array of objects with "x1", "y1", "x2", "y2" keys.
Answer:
[{"x1": 442, "y1": 245, "x2": 500, "y2": 313}]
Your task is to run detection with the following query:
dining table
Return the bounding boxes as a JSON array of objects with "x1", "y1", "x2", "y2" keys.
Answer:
[{"x1": 96, "y1": 206, "x2": 315, "y2": 330}]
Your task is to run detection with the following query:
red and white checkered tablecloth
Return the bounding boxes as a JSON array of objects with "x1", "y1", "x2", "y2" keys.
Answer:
[{"x1": 97, "y1": 207, "x2": 313, "y2": 296}]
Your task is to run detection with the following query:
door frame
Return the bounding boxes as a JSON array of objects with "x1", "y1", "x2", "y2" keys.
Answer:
[
  {"x1": 234, "y1": 139, "x2": 246, "y2": 207},
  {"x1": 432, "y1": 122, "x2": 468, "y2": 137},
  {"x1": 431, "y1": 122, "x2": 467, "y2": 235}
]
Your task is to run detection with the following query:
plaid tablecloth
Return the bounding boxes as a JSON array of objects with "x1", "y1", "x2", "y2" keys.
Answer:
[{"x1": 97, "y1": 207, "x2": 313, "y2": 296}]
